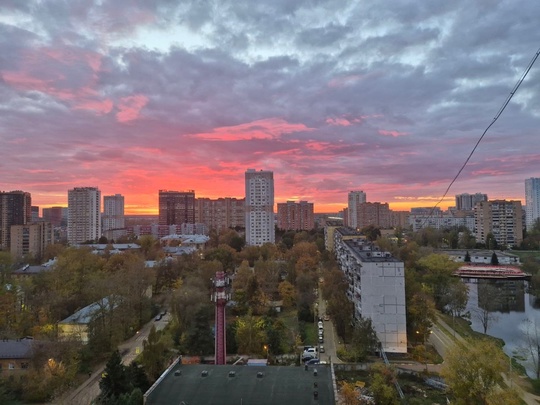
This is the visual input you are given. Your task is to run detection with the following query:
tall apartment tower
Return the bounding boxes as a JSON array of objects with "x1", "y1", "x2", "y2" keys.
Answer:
[
  {"x1": 474, "y1": 200, "x2": 523, "y2": 248},
  {"x1": 348, "y1": 190, "x2": 366, "y2": 229},
  {"x1": 357, "y1": 202, "x2": 391, "y2": 229},
  {"x1": 158, "y1": 190, "x2": 195, "y2": 226},
  {"x1": 277, "y1": 201, "x2": 314, "y2": 231},
  {"x1": 525, "y1": 178, "x2": 540, "y2": 229},
  {"x1": 102, "y1": 194, "x2": 125, "y2": 232},
  {"x1": 67, "y1": 187, "x2": 101, "y2": 244},
  {"x1": 455, "y1": 193, "x2": 488, "y2": 211},
  {"x1": 0, "y1": 191, "x2": 32, "y2": 251},
  {"x1": 245, "y1": 169, "x2": 275, "y2": 246}
]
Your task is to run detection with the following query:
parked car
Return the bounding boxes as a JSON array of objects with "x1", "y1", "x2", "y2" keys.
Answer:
[
  {"x1": 318, "y1": 336, "x2": 324, "y2": 344},
  {"x1": 305, "y1": 358, "x2": 320, "y2": 365},
  {"x1": 319, "y1": 345, "x2": 325, "y2": 353},
  {"x1": 318, "y1": 321, "x2": 323, "y2": 329},
  {"x1": 302, "y1": 353, "x2": 316, "y2": 362},
  {"x1": 155, "y1": 314, "x2": 162, "y2": 321}
]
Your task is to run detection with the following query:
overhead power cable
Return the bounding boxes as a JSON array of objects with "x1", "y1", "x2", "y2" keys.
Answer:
[{"x1": 420, "y1": 46, "x2": 540, "y2": 228}]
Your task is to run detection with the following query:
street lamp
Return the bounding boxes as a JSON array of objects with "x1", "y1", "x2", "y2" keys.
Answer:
[{"x1": 263, "y1": 345, "x2": 269, "y2": 360}]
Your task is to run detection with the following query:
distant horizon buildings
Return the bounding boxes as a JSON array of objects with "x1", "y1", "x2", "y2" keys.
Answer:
[
  {"x1": 67, "y1": 187, "x2": 101, "y2": 245},
  {"x1": 245, "y1": 169, "x2": 275, "y2": 246},
  {"x1": 0, "y1": 190, "x2": 32, "y2": 251},
  {"x1": 158, "y1": 190, "x2": 195, "y2": 226},
  {"x1": 455, "y1": 193, "x2": 488, "y2": 211},
  {"x1": 525, "y1": 178, "x2": 540, "y2": 230},
  {"x1": 42, "y1": 206, "x2": 68, "y2": 227},
  {"x1": 102, "y1": 194, "x2": 125, "y2": 232},
  {"x1": 277, "y1": 200, "x2": 314, "y2": 231}
]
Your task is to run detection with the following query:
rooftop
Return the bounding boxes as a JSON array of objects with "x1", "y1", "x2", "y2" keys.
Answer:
[{"x1": 145, "y1": 364, "x2": 334, "y2": 405}]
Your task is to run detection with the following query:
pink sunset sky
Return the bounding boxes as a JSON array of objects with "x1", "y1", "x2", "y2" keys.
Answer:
[{"x1": 1, "y1": 1, "x2": 539, "y2": 214}]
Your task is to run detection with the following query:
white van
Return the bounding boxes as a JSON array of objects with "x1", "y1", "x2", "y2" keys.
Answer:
[{"x1": 318, "y1": 321, "x2": 323, "y2": 330}]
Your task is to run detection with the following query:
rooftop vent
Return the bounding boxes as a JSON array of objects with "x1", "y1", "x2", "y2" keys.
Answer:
[
  {"x1": 257, "y1": 372, "x2": 264, "y2": 378},
  {"x1": 201, "y1": 370, "x2": 208, "y2": 377},
  {"x1": 313, "y1": 369, "x2": 318, "y2": 376},
  {"x1": 229, "y1": 371, "x2": 236, "y2": 377},
  {"x1": 174, "y1": 370, "x2": 181, "y2": 376}
]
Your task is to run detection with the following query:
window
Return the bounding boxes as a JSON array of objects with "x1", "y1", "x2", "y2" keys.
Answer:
[{"x1": 8, "y1": 363, "x2": 15, "y2": 370}]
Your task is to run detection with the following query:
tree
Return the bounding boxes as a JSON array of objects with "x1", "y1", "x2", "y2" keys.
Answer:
[
  {"x1": 445, "y1": 281, "x2": 469, "y2": 333},
  {"x1": 351, "y1": 317, "x2": 379, "y2": 362},
  {"x1": 369, "y1": 363, "x2": 399, "y2": 405},
  {"x1": 339, "y1": 381, "x2": 362, "y2": 405},
  {"x1": 417, "y1": 253, "x2": 461, "y2": 310},
  {"x1": 361, "y1": 225, "x2": 381, "y2": 242},
  {"x1": 475, "y1": 281, "x2": 501, "y2": 334},
  {"x1": 441, "y1": 339, "x2": 506, "y2": 404},
  {"x1": 141, "y1": 325, "x2": 170, "y2": 380},
  {"x1": 98, "y1": 350, "x2": 130, "y2": 402},
  {"x1": 519, "y1": 318, "x2": 540, "y2": 379},
  {"x1": 491, "y1": 252, "x2": 499, "y2": 265},
  {"x1": 278, "y1": 281, "x2": 296, "y2": 308},
  {"x1": 235, "y1": 310, "x2": 266, "y2": 355}
]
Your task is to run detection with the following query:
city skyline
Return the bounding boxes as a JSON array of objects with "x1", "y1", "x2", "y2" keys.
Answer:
[{"x1": 1, "y1": 2, "x2": 539, "y2": 214}]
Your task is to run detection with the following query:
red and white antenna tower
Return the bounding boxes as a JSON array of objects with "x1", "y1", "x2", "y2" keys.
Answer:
[{"x1": 212, "y1": 271, "x2": 228, "y2": 365}]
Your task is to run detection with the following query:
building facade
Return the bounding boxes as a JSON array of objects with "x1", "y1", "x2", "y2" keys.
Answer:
[
  {"x1": 356, "y1": 202, "x2": 391, "y2": 229},
  {"x1": 474, "y1": 200, "x2": 523, "y2": 248},
  {"x1": 332, "y1": 227, "x2": 407, "y2": 353},
  {"x1": 347, "y1": 190, "x2": 366, "y2": 229},
  {"x1": 277, "y1": 200, "x2": 314, "y2": 231},
  {"x1": 102, "y1": 194, "x2": 125, "y2": 232},
  {"x1": 67, "y1": 187, "x2": 101, "y2": 244},
  {"x1": 455, "y1": 193, "x2": 488, "y2": 211},
  {"x1": 158, "y1": 190, "x2": 195, "y2": 226},
  {"x1": 245, "y1": 169, "x2": 275, "y2": 246},
  {"x1": 42, "y1": 206, "x2": 67, "y2": 227},
  {"x1": 525, "y1": 178, "x2": 540, "y2": 230},
  {"x1": 0, "y1": 191, "x2": 32, "y2": 251},
  {"x1": 10, "y1": 222, "x2": 54, "y2": 259},
  {"x1": 195, "y1": 197, "x2": 245, "y2": 231}
]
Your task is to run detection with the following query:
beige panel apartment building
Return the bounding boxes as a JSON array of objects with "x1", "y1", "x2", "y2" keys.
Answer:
[
  {"x1": 10, "y1": 222, "x2": 54, "y2": 260},
  {"x1": 474, "y1": 200, "x2": 523, "y2": 248}
]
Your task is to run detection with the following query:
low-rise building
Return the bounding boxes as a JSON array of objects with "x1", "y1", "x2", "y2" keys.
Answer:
[{"x1": 0, "y1": 338, "x2": 35, "y2": 375}]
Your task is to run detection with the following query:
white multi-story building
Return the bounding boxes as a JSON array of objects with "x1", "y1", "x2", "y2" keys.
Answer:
[
  {"x1": 525, "y1": 178, "x2": 540, "y2": 230},
  {"x1": 333, "y1": 227, "x2": 407, "y2": 353},
  {"x1": 245, "y1": 169, "x2": 275, "y2": 246},
  {"x1": 347, "y1": 190, "x2": 366, "y2": 229},
  {"x1": 102, "y1": 194, "x2": 125, "y2": 232},
  {"x1": 68, "y1": 187, "x2": 101, "y2": 244}
]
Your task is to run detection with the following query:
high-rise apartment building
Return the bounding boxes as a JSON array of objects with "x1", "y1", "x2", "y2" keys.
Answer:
[
  {"x1": 102, "y1": 194, "x2": 125, "y2": 232},
  {"x1": 347, "y1": 190, "x2": 366, "y2": 229},
  {"x1": 31, "y1": 206, "x2": 40, "y2": 222},
  {"x1": 357, "y1": 202, "x2": 391, "y2": 229},
  {"x1": 455, "y1": 193, "x2": 488, "y2": 211},
  {"x1": 67, "y1": 187, "x2": 101, "y2": 244},
  {"x1": 525, "y1": 178, "x2": 540, "y2": 230},
  {"x1": 277, "y1": 201, "x2": 314, "y2": 231},
  {"x1": 0, "y1": 191, "x2": 32, "y2": 251},
  {"x1": 42, "y1": 206, "x2": 67, "y2": 227},
  {"x1": 10, "y1": 222, "x2": 53, "y2": 259},
  {"x1": 159, "y1": 190, "x2": 195, "y2": 226},
  {"x1": 195, "y1": 197, "x2": 245, "y2": 232},
  {"x1": 245, "y1": 169, "x2": 275, "y2": 246},
  {"x1": 474, "y1": 200, "x2": 523, "y2": 248}
]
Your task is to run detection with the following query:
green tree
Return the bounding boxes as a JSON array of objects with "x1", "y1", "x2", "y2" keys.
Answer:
[
  {"x1": 361, "y1": 225, "x2": 381, "y2": 242},
  {"x1": 141, "y1": 325, "x2": 170, "y2": 380},
  {"x1": 184, "y1": 307, "x2": 214, "y2": 355},
  {"x1": 351, "y1": 317, "x2": 379, "y2": 362},
  {"x1": 417, "y1": 253, "x2": 460, "y2": 310},
  {"x1": 369, "y1": 363, "x2": 399, "y2": 405},
  {"x1": 491, "y1": 252, "x2": 499, "y2": 265},
  {"x1": 235, "y1": 310, "x2": 266, "y2": 355},
  {"x1": 441, "y1": 339, "x2": 506, "y2": 404},
  {"x1": 98, "y1": 350, "x2": 130, "y2": 402}
]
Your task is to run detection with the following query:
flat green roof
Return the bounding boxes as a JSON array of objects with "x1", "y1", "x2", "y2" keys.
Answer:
[{"x1": 145, "y1": 364, "x2": 335, "y2": 405}]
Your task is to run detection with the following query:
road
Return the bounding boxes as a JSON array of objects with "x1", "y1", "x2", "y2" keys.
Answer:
[
  {"x1": 316, "y1": 291, "x2": 342, "y2": 364},
  {"x1": 54, "y1": 313, "x2": 170, "y2": 405}
]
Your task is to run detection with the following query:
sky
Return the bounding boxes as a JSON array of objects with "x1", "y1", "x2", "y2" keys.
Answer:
[{"x1": 1, "y1": 1, "x2": 539, "y2": 215}]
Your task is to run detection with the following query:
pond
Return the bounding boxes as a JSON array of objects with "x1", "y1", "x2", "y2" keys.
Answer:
[{"x1": 463, "y1": 278, "x2": 540, "y2": 377}]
